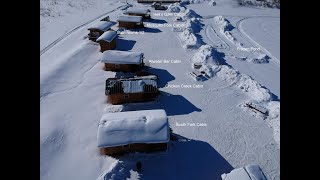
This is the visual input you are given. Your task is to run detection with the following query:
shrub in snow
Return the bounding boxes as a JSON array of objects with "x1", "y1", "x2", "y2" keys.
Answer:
[{"x1": 179, "y1": 28, "x2": 199, "y2": 49}]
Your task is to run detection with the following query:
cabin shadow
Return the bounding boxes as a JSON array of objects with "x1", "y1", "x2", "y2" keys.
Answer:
[
  {"x1": 147, "y1": 18, "x2": 167, "y2": 24},
  {"x1": 144, "y1": 67, "x2": 175, "y2": 88},
  {"x1": 122, "y1": 92, "x2": 201, "y2": 116},
  {"x1": 104, "y1": 136, "x2": 233, "y2": 180},
  {"x1": 143, "y1": 27, "x2": 162, "y2": 33},
  {"x1": 116, "y1": 38, "x2": 136, "y2": 51}
]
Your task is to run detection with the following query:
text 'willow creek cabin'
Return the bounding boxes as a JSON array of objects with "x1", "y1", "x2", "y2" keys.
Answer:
[
  {"x1": 105, "y1": 75, "x2": 159, "y2": 105},
  {"x1": 100, "y1": 50, "x2": 145, "y2": 72},
  {"x1": 97, "y1": 109, "x2": 170, "y2": 156}
]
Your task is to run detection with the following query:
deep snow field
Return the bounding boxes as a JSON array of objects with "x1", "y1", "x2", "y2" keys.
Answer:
[{"x1": 40, "y1": 0, "x2": 280, "y2": 179}]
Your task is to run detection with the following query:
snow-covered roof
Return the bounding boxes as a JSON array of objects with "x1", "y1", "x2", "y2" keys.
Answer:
[
  {"x1": 125, "y1": 8, "x2": 150, "y2": 15},
  {"x1": 97, "y1": 109, "x2": 170, "y2": 148},
  {"x1": 96, "y1": 30, "x2": 118, "y2": 42},
  {"x1": 88, "y1": 21, "x2": 114, "y2": 31},
  {"x1": 117, "y1": 15, "x2": 143, "y2": 23},
  {"x1": 221, "y1": 165, "x2": 267, "y2": 180},
  {"x1": 107, "y1": 75, "x2": 158, "y2": 93},
  {"x1": 100, "y1": 50, "x2": 143, "y2": 64}
]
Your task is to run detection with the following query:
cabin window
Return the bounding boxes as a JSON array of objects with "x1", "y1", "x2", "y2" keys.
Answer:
[
  {"x1": 115, "y1": 64, "x2": 120, "y2": 69},
  {"x1": 124, "y1": 94, "x2": 129, "y2": 99}
]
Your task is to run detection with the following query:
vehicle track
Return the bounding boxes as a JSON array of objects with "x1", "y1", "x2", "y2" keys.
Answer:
[
  {"x1": 236, "y1": 16, "x2": 280, "y2": 65},
  {"x1": 40, "y1": 4, "x2": 130, "y2": 56},
  {"x1": 204, "y1": 24, "x2": 230, "y2": 50}
]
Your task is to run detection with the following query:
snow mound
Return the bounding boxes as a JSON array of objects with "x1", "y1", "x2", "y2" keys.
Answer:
[
  {"x1": 266, "y1": 101, "x2": 280, "y2": 147},
  {"x1": 208, "y1": 0, "x2": 217, "y2": 6},
  {"x1": 181, "y1": 9, "x2": 201, "y2": 20},
  {"x1": 221, "y1": 165, "x2": 267, "y2": 180},
  {"x1": 179, "y1": 28, "x2": 200, "y2": 49},
  {"x1": 167, "y1": 3, "x2": 183, "y2": 13},
  {"x1": 191, "y1": 45, "x2": 215, "y2": 64},
  {"x1": 217, "y1": 66, "x2": 272, "y2": 102},
  {"x1": 189, "y1": 0, "x2": 209, "y2": 4},
  {"x1": 238, "y1": 0, "x2": 280, "y2": 9},
  {"x1": 104, "y1": 105, "x2": 124, "y2": 113},
  {"x1": 248, "y1": 54, "x2": 270, "y2": 64},
  {"x1": 213, "y1": 16, "x2": 242, "y2": 46},
  {"x1": 213, "y1": 16, "x2": 233, "y2": 31}
]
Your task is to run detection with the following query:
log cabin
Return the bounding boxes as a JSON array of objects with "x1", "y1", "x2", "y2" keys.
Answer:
[
  {"x1": 87, "y1": 21, "x2": 114, "y2": 41},
  {"x1": 97, "y1": 109, "x2": 170, "y2": 156},
  {"x1": 124, "y1": 8, "x2": 151, "y2": 19},
  {"x1": 117, "y1": 15, "x2": 144, "y2": 29},
  {"x1": 105, "y1": 75, "x2": 159, "y2": 105},
  {"x1": 96, "y1": 30, "x2": 118, "y2": 52},
  {"x1": 100, "y1": 50, "x2": 144, "y2": 72}
]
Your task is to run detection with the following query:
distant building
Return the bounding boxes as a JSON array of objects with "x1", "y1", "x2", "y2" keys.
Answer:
[
  {"x1": 124, "y1": 8, "x2": 151, "y2": 19},
  {"x1": 97, "y1": 109, "x2": 170, "y2": 156},
  {"x1": 96, "y1": 30, "x2": 117, "y2": 52},
  {"x1": 88, "y1": 21, "x2": 114, "y2": 41},
  {"x1": 100, "y1": 50, "x2": 144, "y2": 72},
  {"x1": 105, "y1": 75, "x2": 159, "y2": 105},
  {"x1": 117, "y1": 15, "x2": 144, "y2": 29}
]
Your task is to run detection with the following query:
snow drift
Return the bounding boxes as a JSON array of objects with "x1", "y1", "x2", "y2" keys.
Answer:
[
  {"x1": 179, "y1": 28, "x2": 200, "y2": 49},
  {"x1": 213, "y1": 16, "x2": 242, "y2": 47},
  {"x1": 248, "y1": 54, "x2": 270, "y2": 63},
  {"x1": 167, "y1": 3, "x2": 185, "y2": 13}
]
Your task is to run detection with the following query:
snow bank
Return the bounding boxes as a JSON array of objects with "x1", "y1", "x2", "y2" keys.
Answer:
[
  {"x1": 167, "y1": 3, "x2": 185, "y2": 13},
  {"x1": 248, "y1": 54, "x2": 270, "y2": 64},
  {"x1": 217, "y1": 66, "x2": 272, "y2": 102},
  {"x1": 221, "y1": 165, "x2": 267, "y2": 180},
  {"x1": 191, "y1": 45, "x2": 215, "y2": 64},
  {"x1": 187, "y1": 0, "x2": 216, "y2": 5},
  {"x1": 181, "y1": 9, "x2": 201, "y2": 21},
  {"x1": 176, "y1": 8, "x2": 203, "y2": 49},
  {"x1": 179, "y1": 28, "x2": 200, "y2": 49},
  {"x1": 238, "y1": 0, "x2": 280, "y2": 9},
  {"x1": 265, "y1": 101, "x2": 280, "y2": 147},
  {"x1": 208, "y1": 0, "x2": 216, "y2": 6},
  {"x1": 213, "y1": 16, "x2": 242, "y2": 46},
  {"x1": 191, "y1": 45, "x2": 272, "y2": 102}
]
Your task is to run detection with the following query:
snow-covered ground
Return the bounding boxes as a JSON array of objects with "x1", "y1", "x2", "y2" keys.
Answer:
[{"x1": 40, "y1": 0, "x2": 280, "y2": 179}]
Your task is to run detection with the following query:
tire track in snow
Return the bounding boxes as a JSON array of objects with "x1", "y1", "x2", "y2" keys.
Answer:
[
  {"x1": 40, "y1": 61, "x2": 101, "y2": 101},
  {"x1": 40, "y1": 4, "x2": 130, "y2": 56},
  {"x1": 204, "y1": 24, "x2": 230, "y2": 50},
  {"x1": 236, "y1": 16, "x2": 280, "y2": 66}
]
